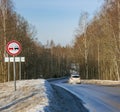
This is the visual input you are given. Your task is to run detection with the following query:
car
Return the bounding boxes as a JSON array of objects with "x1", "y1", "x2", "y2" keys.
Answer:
[{"x1": 68, "y1": 74, "x2": 81, "y2": 84}]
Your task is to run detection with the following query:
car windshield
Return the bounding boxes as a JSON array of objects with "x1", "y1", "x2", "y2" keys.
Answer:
[{"x1": 72, "y1": 75, "x2": 80, "y2": 78}]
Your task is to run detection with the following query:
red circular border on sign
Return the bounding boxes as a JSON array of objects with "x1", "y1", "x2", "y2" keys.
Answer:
[{"x1": 6, "y1": 40, "x2": 22, "y2": 56}]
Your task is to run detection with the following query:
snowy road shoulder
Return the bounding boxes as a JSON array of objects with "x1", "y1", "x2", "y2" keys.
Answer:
[{"x1": 0, "y1": 79, "x2": 61, "y2": 112}]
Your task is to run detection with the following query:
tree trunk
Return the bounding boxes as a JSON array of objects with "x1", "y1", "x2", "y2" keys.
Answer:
[{"x1": 98, "y1": 43, "x2": 100, "y2": 79}]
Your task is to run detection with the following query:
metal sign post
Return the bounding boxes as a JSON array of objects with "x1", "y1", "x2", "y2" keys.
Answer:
[
  {"x1": 13, "y1": 56, "x2": 16, "y2": 91},
  {"x1": 19, "y1": 59, "x2": 21, "y2": 80},
  {"x1": 8, "y1": 57, "x2": 10, "y2": 82}
]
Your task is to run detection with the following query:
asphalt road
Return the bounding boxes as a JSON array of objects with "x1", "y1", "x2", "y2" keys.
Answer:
[{"x1": 51, "y1": 79, "x2": 120, "y2": 112}]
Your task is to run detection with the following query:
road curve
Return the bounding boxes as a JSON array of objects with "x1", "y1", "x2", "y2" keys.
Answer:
[{"x1": 51, "y1": 79, "x2": 120, "y2": 112}]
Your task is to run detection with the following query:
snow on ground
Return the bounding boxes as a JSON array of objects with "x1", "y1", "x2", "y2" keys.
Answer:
[
  {"x1": 0, "y1": 79, "x2": 62, "y2": 112},
  {"x1": 1, "y1": 78, "x2": 120, "y2": 112},
  {"x1": 81, "y1": 80, "x2": 120, "y2": 86}
]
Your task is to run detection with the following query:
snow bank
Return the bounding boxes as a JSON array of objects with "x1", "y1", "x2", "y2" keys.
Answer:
[
  {"x1": 0, "y1": 79, "x2": 60, "y2": 112},
  {"x1": 81, "y1": 79, "x2": 120, "y2": 86}
]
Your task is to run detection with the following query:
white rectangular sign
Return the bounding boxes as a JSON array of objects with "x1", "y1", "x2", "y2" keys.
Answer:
[
  {"x1": 5, "y1": 57, "x2": 9, "y2": 62},
  {"x1": 5, "y1": 57, "x2": 25, "y2": 62},
  {"x1": 21, "y1": 57, "x2": 25, "y2": 62}
]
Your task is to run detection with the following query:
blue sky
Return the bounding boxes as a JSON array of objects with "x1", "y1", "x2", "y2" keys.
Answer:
[{"x1": 13, "y1": 0, "x2": 104, "y2": 46}]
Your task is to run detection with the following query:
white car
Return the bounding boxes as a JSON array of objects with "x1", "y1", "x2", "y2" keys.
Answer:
[{"x1": 69, "y1": 74, "x2": 81, "y2": 84}]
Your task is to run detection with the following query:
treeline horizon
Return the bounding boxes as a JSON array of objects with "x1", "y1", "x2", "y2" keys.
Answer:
[{"x1": 0, "y1": 0, "x2": 119, "y2": 82}]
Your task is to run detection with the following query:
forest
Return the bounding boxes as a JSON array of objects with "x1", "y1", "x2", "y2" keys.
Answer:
[{"x1": 0, "y1": 0, "x2": 119, "y2": 82}]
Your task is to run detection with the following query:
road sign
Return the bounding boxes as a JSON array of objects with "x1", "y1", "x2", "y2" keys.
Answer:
[
  {"x1": 6, "y1": 40, "x2": 22, "y2": 56},
  {"x1": 5, "y1": 56, "x2": 25, "y2": 83},
  {"x1": 4, "y1": 57, "x2": 25, "y2": 62},
  {"x1": 6, "y1": 40, "x2": 22, "y2": 91}
]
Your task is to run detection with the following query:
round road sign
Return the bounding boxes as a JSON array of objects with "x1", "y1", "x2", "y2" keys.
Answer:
[{"x1": 6, "y1": 40, "x2": 22, "y2": 56}]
